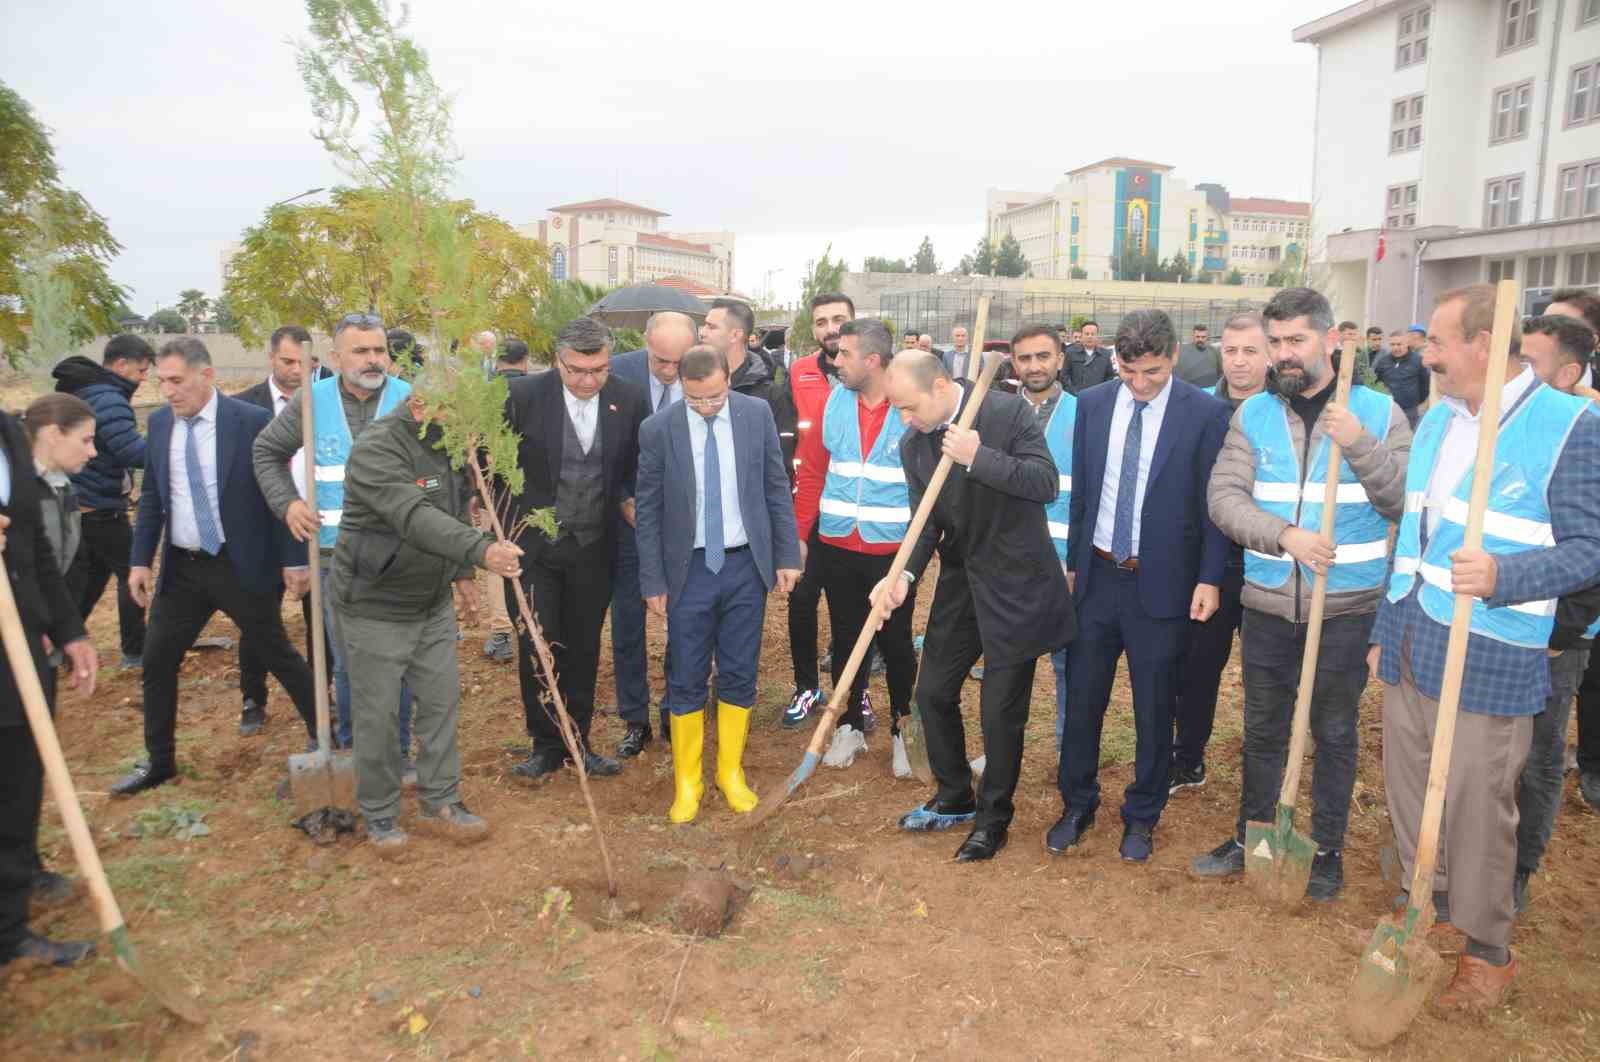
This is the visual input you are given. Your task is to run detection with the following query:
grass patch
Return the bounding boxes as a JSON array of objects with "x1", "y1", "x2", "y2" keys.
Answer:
[{"x1": 104, "y1": 852, "x2": 192, "y2": 917}]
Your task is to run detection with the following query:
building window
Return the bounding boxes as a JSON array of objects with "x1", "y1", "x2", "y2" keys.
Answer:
[
  {"x1": 1391, "y1": 94, "x2": 1424, "y2": 153},
  {"x1": 1570, "y1": 60, "x2": 1600, "y2": 127},
  {"x1": 1397, "y1": 5, "x2": 1431, "y2": 68},
  {"x1": 1485, "y1": 176, "x2": 1524, "y2": 227},
  {"x1": 1528, "y1": 255, "x2": 1558, "y2": 289},
  {"x1": 1386, "y1": 183, "x2": 1420, "y2": 228},
  {"x1": 1489, "y1": 259, "x2": 1517, "y2": 284},
  {"x1": 1490, "y1": 81, "x2": 1534, "y2": 144},
  {"x1": 1584, "y1": 0, "x2": 1600, "y2": 25},
  {"x1": 1558, "y1": 160, "x2": 1600, "y2": 218},
  {"x1": 1501, "y1": 0, "x2": 1541, "y2": 52},
  {"x1": 1568, "y1": 250, "x2": 1600, "y2": 287}
]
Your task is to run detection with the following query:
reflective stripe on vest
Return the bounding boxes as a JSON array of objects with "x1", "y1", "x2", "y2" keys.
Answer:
[
  {"x1": 1386, "y1": 383, "x2": 1591, "y2": 649},
  {"x1": 1043, "y1": 392, "x2": 1077, "y2": 564},
  {"x1": 311, "y1": 375, "x2": 411, "y2": 548},
  {"x1": 1239, "y1": 386, "x2": 1394, "y2": 593},
  {"x1": 817, "y1": 385, "x2": 911, "y2": 542}
]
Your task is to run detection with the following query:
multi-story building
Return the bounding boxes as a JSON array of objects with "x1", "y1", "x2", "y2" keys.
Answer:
[
  {"x1": 518, "y1": 198, "x2": 736, "y2": 292},
  {"x1": 1297, "y1": 0, "x2": 1600, "y2": 324},
  {"x1": 985, "y1": 159, "x2": 1309, "y2": 283}
]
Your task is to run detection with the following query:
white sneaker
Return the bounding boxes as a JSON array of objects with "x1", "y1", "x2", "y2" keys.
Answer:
[
  {"x1": 891, "y1": 734, "x2": 913, "y2": 779},
  {"x1": 823, "y1": 725, "x2": 866, "y2": 769}
]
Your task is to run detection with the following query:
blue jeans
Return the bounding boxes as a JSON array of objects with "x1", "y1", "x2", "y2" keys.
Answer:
[
  {"x1": 1515, "y1": 646, "x2": 1590, "y2": 873},
  {"x1": 1052, "y1": 647, "x2": 1070, "y2": 752},
  {"x1": 664, "y1": 548, "x2": 766, "y2": 714},
  {"x1": 320, "y1": 563, "x2": 413, "y2": 754}
]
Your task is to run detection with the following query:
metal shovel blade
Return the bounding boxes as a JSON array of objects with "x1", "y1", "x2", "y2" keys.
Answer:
[
  {"x1": 109, "y1": 924, "x2": 207, "y2": 1025},
  {"x1": 898, "y1": 707, "x2": 935, "y2": 784},
  {"x1": 1243, "y1": 803, "x2": 1317, "y2": 907},
  {"x1": 1345, "y1": 906, "x2": 1446, "y2": 1047},
  {"x1": 287, "y1": 748, "x2": 357, "y2": 818}
]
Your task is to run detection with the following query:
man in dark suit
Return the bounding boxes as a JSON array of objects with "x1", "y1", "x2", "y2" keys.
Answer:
[
  {"x1": 635, "y1": 345, "x2": 801, "y2": 822},
  {"x1": 605, "y1": 311, "x2": 696, "y2": 756},
  {"x1": 1063, "y1": 320, "x2": 1115, "y2": 394},
  {"x1": 0, "y1": 411, "x2": 100, "y2": 968},
  {"x1": 876, "y1": 350, "x2": 1074, "y2": 862},
  {"x1": 1048, "y1": 310, "x2": 1230, "y2": 862},
  {"x1": 112, "y1": 338, "x2": 318, "y2": 797},
  {"x1": 501, "y1": 317, "x2": 647, "y2": 781},
  {"x1": 234, "y1": 324, "x2": 318, "y2": 734}
]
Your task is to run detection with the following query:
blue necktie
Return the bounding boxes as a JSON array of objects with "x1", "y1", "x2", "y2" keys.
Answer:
[
  {"x1": 702, "y1": 413, "x2": 724, "y2": 573},
  {"x1": 1111, "y1": 399, "x2": 1148, "y2": 564},
  {"x1": 185, "y1": 416, "x2": 223, "y2": 555}
]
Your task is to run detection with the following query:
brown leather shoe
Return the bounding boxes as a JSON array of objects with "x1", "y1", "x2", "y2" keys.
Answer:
[{"x1": 1435, "y1": 953, "x2": 1517, "y2": 1010}]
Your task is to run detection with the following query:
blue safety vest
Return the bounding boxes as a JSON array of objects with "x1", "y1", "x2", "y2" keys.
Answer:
[
  {"x1": 818, "y1": 385, "x2": 910, "y2": 543},
  {"x1": 311, "y1": 375, "x2": 411, "y2": 549},
  {"x1": 1387, "y1": 381, "x2": 1591, "y2": 649},
  {"x1": 1043, "y1": 393, "x2": 1077, "y2": 563},
  {"x1": 1239, "y1": 386, "x2": 1395, "y2": 593}
]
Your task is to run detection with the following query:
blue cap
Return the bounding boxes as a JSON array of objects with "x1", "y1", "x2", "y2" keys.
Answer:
[{"x1": 1407, "y1": 324, "x2": 1426, "y2": 334}]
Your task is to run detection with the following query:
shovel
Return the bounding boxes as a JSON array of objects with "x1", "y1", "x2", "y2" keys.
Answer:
[
  {"x1": 1243, "y1": 338, "x2": 1358, "y2": 906},
  {"x1": 1346, "y1": 278, "x2": 1518, "y2": 1047},
  {"x1": 749, "y1": 297, "x2": 997, "y2": 827},
  {"x1": 0, "y1": 552, "x2": 205, "y2": 1023},
  {"x1": 287, "y1": 376, "x2": 356, "y2": 816}
]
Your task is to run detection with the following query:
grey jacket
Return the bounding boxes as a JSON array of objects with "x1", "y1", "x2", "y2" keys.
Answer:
[{"x1": 1207, "y1": 390, "x2": 1413, "y2": 622}]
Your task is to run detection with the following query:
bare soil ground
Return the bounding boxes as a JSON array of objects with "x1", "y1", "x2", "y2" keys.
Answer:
[{"x1": 1, "y1": 561, "x2": 1597, "y2": 1060}]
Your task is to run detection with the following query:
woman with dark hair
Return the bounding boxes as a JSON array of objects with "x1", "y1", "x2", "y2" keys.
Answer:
[{"x1": 17, "y1": 392, "x2": 96, "y2": 912}]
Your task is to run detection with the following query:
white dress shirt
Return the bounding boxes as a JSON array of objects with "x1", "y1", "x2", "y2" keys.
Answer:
[
  {"x1": 268, "y1": 376, "x2": 293, "y2": 415},
  {"x1": 167, "y1": 388, "x2": 226, "y2": 550},
  {"x1": 1092, "y1": 377, "x2": 1174, "y2": 556},
  {"x1": 562, "y1": 387, "x2": 599, "y2": 454},
  {"x1": 1423, "y1": 366, "x2": 1537, "y2": 536},
  {"x1": 0, "y1": 441, "x2": 11, "y2": 506},
  {"x1": 648, "y1": 373, "x2": 683, "y2": 413},
  {"x1": 689, "y1": 402, "x2": 747, "y2": 550}
]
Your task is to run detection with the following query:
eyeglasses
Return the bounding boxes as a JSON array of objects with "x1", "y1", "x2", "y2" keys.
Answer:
[
  {"x1": 685, "y1": 392, "x2": 727, "y2": 409},
  {"x1": 334, "y1": 312, "x2": 385, "y2": 338},
  {"x1": 558, "y1": 356, "x2": 609, "y2": 380}
]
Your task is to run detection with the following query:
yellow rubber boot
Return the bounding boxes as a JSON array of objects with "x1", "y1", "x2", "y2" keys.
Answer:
[
  {"x1": 716, "y1": 702, "x2": 760, "y2": 814},
  {"x1": 668, "y1": 710, "x2": 705, "y2": 824}
]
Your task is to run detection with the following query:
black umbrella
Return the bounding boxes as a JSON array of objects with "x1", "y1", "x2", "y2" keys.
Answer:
[{"x1": 588, "y1": 284, "x2": 709, "y2": 329}]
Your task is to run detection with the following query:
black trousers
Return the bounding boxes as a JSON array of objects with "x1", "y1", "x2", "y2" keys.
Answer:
[
  {"x1": 817, "y1": 542, "x2": 917, "y2": 728},
  {"x1": 1579, "y1": 644, "x2": 1600, "y2": 776},
  {"x1": 507, "y1": 535, "x2": 611, "y2": 754},
  {"x1": 238, "y1": 590, "x2": 321, "y2": 707},
  {"x1": 916, "y1": 564, "x2": 1038, "y2": 830},
  {"x1": 67, "y1": 509, "x2": 144, "y2": 657},
  {"x1": 788, "y1": 528, "x2": 825, "y2": 690},
  {"x1": 1172, "y1": 563, "x2": 1244, "y2": 771},
  {"x1": 142, "y1": 550, "x2": 316, "y2": 768},
  {"x1": 0, "y1": 722, "x2": 44, "y2": 953}
]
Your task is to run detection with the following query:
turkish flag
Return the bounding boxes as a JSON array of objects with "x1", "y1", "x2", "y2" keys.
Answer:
[{"x1": 1376, "y1": 233, "x2": 1386, "y2": 262}]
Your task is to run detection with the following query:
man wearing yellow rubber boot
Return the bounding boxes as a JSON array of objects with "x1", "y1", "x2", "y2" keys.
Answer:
[{"x1": 635, "y1": 346, "x2": 802, "y2": 821}]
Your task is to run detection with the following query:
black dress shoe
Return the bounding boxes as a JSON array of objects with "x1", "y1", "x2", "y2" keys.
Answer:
[
  {"x1": 581, "y1": 750, "x2": 623, "y2": 778},
  {"x1": 0, "y1": 929, "x2": 96, "y2": 967},
  {"x1": 954, "y1": 824, "x2": 1008, "y2": 862},
  {"x1": 29, "y1": 870, "x2": 78, "y2": 911},
  {"x1": 239, "y1": 702, "x2": 267, "y2": 737},
  {"x1": 1044, "y1": 804, "x2": 1098, "y2": 855},
  {"x1": 615, "y1": 723, "x2": 652, "y2": 759},
  {"x1": 110, "y1": 761, "x2": 176, "y2": 799},
  {"x1": 512, "y1": 747, "x2": 567, "y2": 782}
]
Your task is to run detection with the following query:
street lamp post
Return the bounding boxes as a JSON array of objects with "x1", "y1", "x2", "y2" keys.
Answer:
[{"x1": 271, "y1": 187, "x2": 325, "y2": 209}]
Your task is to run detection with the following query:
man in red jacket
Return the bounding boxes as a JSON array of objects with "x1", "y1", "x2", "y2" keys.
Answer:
[{"x1": 773, "y1": 292, "x2": 852, "y2": 727}]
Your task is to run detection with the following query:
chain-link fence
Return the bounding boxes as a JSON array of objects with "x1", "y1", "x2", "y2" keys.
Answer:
[{"x1": 877, "y1": 288, "x2": 1269, "y2": 346}]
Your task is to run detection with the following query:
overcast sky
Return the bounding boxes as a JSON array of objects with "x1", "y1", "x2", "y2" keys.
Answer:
[{"x1": 3, "y1": 0, "x2": 1336, "y2": 315}]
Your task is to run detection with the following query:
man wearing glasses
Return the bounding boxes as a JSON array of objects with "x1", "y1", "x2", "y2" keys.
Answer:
[
  {"x1": 501, "y1": 317, "x2": 648, "y2": 782},
  {"x1": 635, "y1": 345, "x2": 801, "y2": 822},
  {"x1": 606, "y1": 311, "x2": 698, "y2": 757}
]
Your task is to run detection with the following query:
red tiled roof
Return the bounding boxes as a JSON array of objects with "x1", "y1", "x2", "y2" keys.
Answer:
[
  {"x1": 548, "y1": 197, "x2": 668, "y2": 217},
  {"x1": 654, "y1": 275, "x2": 752, "y2": 301},
  {"x1": 1229, "y1": 197, "x2": 1311, "y2": 217},
  {"x1": 638, "y1": 232, "x2": 713, "y2": 253},
  {"x1": 1067, "y1": 156, "x2": 1173, "y2": 176}
]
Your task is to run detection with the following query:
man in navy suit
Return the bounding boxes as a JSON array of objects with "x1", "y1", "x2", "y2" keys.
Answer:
[
  {"x1": 635, "y1": 346, "x2": 801, "y2": 822},
  {"x1": 1048, "y1": 309, "x2": 1230, "y2": 862},
  {"x1": 605, "y1": 311, "x2": 697, "y2": 757},
  {"x1": 112, "y1": 338, "x2": 318, "y2": 797}
]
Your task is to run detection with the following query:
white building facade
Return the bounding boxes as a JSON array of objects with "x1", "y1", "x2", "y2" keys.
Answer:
[
  {"x1": 519, "y1": 198, "x2": 735, "y2": 292},
  {"x1": 1297, "y1": 0, "x2": 1600, "y2": 326}
]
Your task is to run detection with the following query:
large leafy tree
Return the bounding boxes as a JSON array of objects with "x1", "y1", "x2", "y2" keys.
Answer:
[
  {"x1": 912, "y1": 235, "x2": 938, "y2": 274},
  {"x1": 862, "y1": 255, "x2": 909, "y2": 274},
  {"x1": 176, "y1": 288, "x2": 209, "y2": 332},
  {"x1": 994, "y1": 231, "x2": 1027, "y2": 278},
  {"x1": 958, "y1": 235, "x2": 995, "y2": 276},
  {"x1": 223, "y1": 185, "x2": 548, "y2": 346},
  {"x1": 789, "y1": 245, "x2": 848, "y2": 356},
  {"x1": 0, "y1": 80, "x2": 128, "y2": 360}
]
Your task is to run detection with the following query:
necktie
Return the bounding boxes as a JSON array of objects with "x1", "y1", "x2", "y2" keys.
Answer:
[
  {"x1": 702, "y1": 412, "x2": 724, "y2": 574},
  {"x1": 657, "y1": 382, "x2": 671, "y2": 413},
  {"x1": 1111, "y1": 399, "x2": 1149, "y2": 564},
  {"x1": 185, "y1": 416, "x2": 223, "y2": 555}
]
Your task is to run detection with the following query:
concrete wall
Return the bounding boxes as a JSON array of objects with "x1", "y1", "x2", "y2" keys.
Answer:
[{"x1": 841, "y1": 271, "x2": 1284, "y2": 314}]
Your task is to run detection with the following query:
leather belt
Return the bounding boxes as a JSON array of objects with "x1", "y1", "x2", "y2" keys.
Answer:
[{"x1": 1093, "y1": 547, "x2": 1139, "y2": 571}]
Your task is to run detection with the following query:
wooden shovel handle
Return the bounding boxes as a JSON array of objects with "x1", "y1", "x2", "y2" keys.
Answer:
[
  {"x1": 1278, "y1": 340, "x2": 1359, "y2": 805},
  {"x1": 803, "y1": 297, "x2": 996, "y2": 759},
  {"x1": 300, "y1": 377, "x2": 332, "y2": 752},
  {"x1": 1406, "y1": 279, "x2": 1519, "y2": 902},
  {"x1": 0, "y1": 553, "x2": 126, "y2": 935}
]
